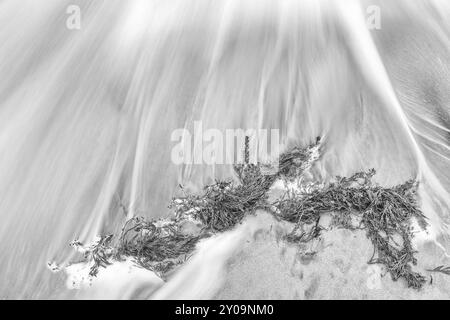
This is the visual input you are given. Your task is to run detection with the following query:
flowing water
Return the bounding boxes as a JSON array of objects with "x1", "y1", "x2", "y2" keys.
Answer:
[{"x1": 0, "y1": 0, "x2": 449, "y2": 299}]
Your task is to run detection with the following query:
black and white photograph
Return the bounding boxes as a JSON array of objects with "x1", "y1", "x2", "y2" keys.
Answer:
[{"x1": 0, "y1": 0, "x2": 450, "y2": 305}]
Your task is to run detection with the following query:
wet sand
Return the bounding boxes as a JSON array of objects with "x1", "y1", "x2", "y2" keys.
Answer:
[
  {"x1": 215, "y1": 212, "x2": 450, "y2": 300},
  {"x1": 67, "y1": 210, "x2": 450, "y2": 300}
]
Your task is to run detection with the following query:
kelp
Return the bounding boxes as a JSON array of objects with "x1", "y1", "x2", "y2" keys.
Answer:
[
  {"x1": 274, "y1": 170, "x2": 428, "y2": 289},
  {"x1": 116, "y1": 217, "x2": 201, "y2": 272},
  {"x1": 67, "y1": 136, "x2": 431, "y2": 289},
  {"x1": 277, "y1": 136, "x2": 321, "y2": 180},
  {"x1": 86, "y1": 235, "x2": 114, "y2": 277},
  {"x1": 427, "y1": 265, "x2": 450, "y2": 276},
  {"x1": 170, "y1": 136, "x2": 285, "y2": 232},
  {"x1": 76, "y1": 218, "x2": 204, "y2": 278},
  {"x1": 170, "y1": 170, "x2": 273, "y2": 232}
]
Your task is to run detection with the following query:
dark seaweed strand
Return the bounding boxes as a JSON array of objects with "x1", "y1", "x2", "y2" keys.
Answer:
[{"x1": 427, "y1": 266, "x2": 450, "y2": 276}]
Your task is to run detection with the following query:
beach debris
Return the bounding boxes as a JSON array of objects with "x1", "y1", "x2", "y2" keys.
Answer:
[
  {"x1": 427, "y1": 265, "x2": 450, "y2": 276},
  {"x1": 278, "y1": 136, "x2": 321, "y2": 181},
  {"x1": 47, "y1": 261, "x2": 61, "y2": 273},
  {"x1": 63, "y1": 135, "x2": 430, "y2": 289},
  {"x1": 115, "y1": 217, "x2": 201, "y2": 276},
  {"x1": 274, "y1": 170, "x2": 428, "y2": 289},
  {"x1": 86, "y1": 235, "x2": 115, "y2": 277}
]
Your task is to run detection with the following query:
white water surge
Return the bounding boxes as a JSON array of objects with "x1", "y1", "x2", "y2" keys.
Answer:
[{"x1": 0, "y1": 0, "x2": 449, "y2": 299}]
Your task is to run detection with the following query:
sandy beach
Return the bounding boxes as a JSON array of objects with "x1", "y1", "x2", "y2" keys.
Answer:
[{"x1": 214, "y1": 212, "x2": 450, "y2": 300}]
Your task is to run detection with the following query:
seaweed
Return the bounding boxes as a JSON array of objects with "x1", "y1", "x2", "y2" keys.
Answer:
[
  {"x1": 66, "y1": 136, "x2": 430, "y2": 289},
  {"x1": 84, "y1": 235, "x2": 115, "y2": 277},
  {"x1": 284, "y1": 217, "x2": 323, "y2": 244},
  {"x1": 274, "y1": 170, "x2": 428, "y2": 289},
  {"x1": 278, "y1": 137, "x2": 321, "y2": 180},
  {"x1": 171, "y1": 136, "x2": 278, "y2": 232},
  {"x1": 427, "y1": 265, "x2": 450, "y2": 276},
  {"x1": 116, "y1": 217, "x2": 202, "y2": 271}
]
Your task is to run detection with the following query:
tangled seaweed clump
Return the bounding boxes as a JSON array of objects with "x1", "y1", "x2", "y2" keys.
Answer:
[
  {"x1": 70, "y1": 218, "x2": 204, "y2": 278},
  {"x1": 64, "y1": 136, "x2": 437, "y2": 290},
  {"x1": 170, "y1": 169, "x2": 274, "y2": 232},
  {"x1": 275, "y1": 170, "x2": 428, "y2": 289}
]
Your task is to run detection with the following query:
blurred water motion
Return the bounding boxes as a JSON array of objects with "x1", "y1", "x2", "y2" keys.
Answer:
[{"x1": 0, "y1": 0, "x2": 449, "y2": 298}]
